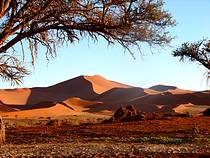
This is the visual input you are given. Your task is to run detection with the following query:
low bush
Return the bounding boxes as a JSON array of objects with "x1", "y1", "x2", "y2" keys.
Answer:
[{"x1": 203, "y1": 108, "x2": 210, "y2": 116}]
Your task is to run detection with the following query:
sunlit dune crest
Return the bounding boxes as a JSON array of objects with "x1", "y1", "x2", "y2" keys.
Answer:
[
  {"x1": 63, "y1": 97, "x2": 102, "y2": 112},
  {"x1": 84, "y1": 75, "x2": 131, "y2": 94},
  {"x1": 143, "y1": 88, "x2": 160, "y2": 95},
  {"x1": 167, "y1": 89, "x2": 193, "y2": 94},
  {"x1": 156, "y1": 105, "x2": 165, "y2": 109},
  {"x1": 64, "y1": 97, "x2": 101, "y2": 106},
  {"x1": 173, "y1": 103, "x2": 209, "y2": 115}
]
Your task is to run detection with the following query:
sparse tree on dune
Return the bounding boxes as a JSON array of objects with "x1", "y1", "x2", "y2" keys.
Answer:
[
  {"x1": 0, "y1": 0, "x2": 175, "y2": 84},
  {"x1": 173, "y1": 40, "x2": 210, "y2": 79}
]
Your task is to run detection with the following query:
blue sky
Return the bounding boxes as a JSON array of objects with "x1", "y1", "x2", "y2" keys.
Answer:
[{"x1": 1, "y1": 0, "x2": 210, "y2": 90}]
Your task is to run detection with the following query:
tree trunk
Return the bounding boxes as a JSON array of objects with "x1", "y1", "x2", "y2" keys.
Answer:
[{"x1": 0, "y1": 115, "x2": 5, "y2": 145}]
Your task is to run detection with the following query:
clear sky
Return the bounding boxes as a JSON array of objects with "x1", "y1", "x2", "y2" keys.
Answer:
[{"x1": 1, "y1": 0, "x2": 210, "y2": 90}]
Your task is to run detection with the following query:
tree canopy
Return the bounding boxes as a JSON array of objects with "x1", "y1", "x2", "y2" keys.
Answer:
[
  {"x1": 0, "y1": 0, "x2": 175, "y2": 84},
  {"x1": 173, "y1": 40, "x2": 210, "y2": 79}
]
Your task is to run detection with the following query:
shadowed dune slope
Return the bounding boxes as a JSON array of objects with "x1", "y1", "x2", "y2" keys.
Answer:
[
  {"x1": 0, "y1": 101, "x2": 16, "y2": 112},
  {"x1": 10, "y1": 101, "x2": 59, "y2": 110},
  {"x1": 95, "y1": 87, "x2": 147, "y2": 103}
]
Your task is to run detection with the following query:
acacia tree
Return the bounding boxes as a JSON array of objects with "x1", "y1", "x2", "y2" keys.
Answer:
[
  {"x1": 173, "y1": 40, "x2": 210, "y2": 79},
  {"x1": 0, "y1": 0, "x2": 175, "y2": 84}
]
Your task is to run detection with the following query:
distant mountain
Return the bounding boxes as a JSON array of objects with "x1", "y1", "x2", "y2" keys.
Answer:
[
  {"x1": 149, "y1": 85, "x2": 177, "y2": 92},
  {"x1": 0, "y1": 75, "x2": 209, "y2": 118}
]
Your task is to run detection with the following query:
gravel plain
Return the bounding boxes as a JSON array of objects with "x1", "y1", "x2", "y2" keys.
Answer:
[{"x1": 0, "y1": 142, "x2": 210, "y2": 157}]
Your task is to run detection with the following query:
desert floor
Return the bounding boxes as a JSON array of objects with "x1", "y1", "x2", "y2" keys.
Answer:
[{"x1": 0, "y1": 116, "x2": 210, "y2": 157}]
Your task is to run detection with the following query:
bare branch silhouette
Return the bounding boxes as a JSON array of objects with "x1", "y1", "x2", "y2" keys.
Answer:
[{"x1": 0, "y1": 0, "x2": 175, "y2": 84}]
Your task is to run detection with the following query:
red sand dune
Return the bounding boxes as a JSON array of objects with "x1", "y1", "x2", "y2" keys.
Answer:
[
  {"x1": 0, "y1": 75, "x2": 209, "y2": 118},
  {"x1": 0, "y1": 101, "x2": 16, "y2": 112},
  {"x1": 2, "y1": 103, "x2": 78, "y2": 119},
  {"x1": 0, "y1": 88, "x2": 31, "y2": 105},
  {"x1": 26, "y1": 75, "x2": 132, "y2": 105},
  {"x1": 0, "y1": 75, "x2": 130, "y2": 105}
]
